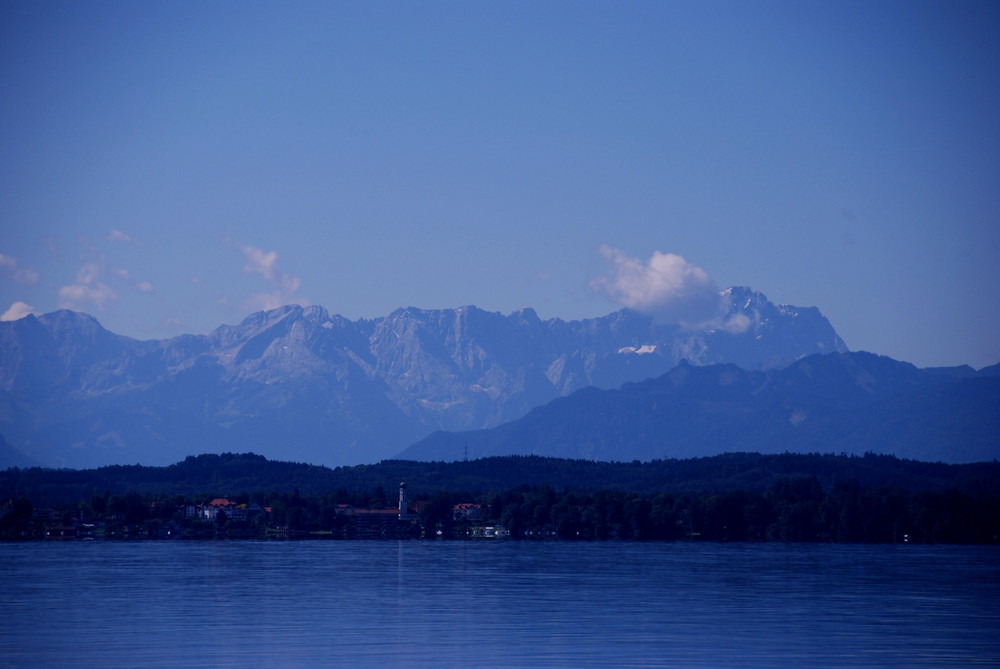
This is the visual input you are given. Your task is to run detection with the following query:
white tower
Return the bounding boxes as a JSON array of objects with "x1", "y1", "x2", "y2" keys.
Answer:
[{"x1": 398, "y1": 481, "x2": 409, "y2": 519}]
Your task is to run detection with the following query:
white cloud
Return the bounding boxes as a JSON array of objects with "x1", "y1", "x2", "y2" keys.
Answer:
[
  {"x1": 56, "y1": 250, "x2": 153, "y2": 310},
  {"x1": 721, "y1": 312, "x2": 752, "y2": 334},
  {"x1": 76, "y1": 262, "x2": 103, "y2": 285},
  {"x1": 58, "y1": 261, "x2": 119, "y2": 312},
  {"x1": 58, "y1": 281, "x2": 118, "y2": 312},
  {"x1": 238, "y1": 244, "x2": 305, "y2": 309},
  {"x1": 241, "y1": 245, "x2": 301, "y2": 295},
  {"x1": 0, "y1": 253, "x2": 41, "y2": 285},
  {"x1": 1, "y1": 301, "x2": 37, "y2": 321},
  {"x1": 107, "y1": 229, "x2": 134, "y2": 243},
  {"x1": 16, "y1": 267, "x2": 38, "y2": 284},
  {"x1": 590, "y1": 246, "x2": 723, "y2": 327}
]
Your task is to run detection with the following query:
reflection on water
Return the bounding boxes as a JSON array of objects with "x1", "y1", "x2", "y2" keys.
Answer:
[{"x1": 2, "y1": 541, "x2": 998, "y2": 668}]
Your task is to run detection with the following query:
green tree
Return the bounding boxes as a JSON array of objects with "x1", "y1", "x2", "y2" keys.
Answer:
[{"x1": 90, "y1": 493, "x2": 108, "y2": 516}]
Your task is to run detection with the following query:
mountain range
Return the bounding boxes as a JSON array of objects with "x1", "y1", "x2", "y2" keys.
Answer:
[
  {"x1": 0, "y1": 287, "x2": 849, "y2": 468},
  {"x1": 401, "y1": 352, "x2": 1000, "y2": 464}
]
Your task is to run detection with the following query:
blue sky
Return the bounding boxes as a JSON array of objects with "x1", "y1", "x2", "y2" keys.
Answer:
[{"x1": 1, "y1": 1, "x2": 998, "y2": 369}]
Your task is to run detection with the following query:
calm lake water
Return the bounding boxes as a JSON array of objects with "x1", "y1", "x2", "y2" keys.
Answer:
[{"x1": 1, "y1": 541, "x2": 998, "y2": 668}]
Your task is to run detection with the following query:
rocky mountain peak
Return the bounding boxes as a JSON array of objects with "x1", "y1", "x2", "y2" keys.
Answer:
[{"x1": 1, "y1": 290, "x2": 853, "y2": 468}]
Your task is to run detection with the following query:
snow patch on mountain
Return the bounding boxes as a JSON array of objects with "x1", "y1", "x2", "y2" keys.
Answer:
[{"x1": 618, "y1": 344, "x2": 657, "y2": 355}]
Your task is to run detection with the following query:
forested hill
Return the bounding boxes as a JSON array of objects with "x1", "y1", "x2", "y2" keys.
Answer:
[{"x1": 3, "y1": 452, "x2": 998, "y2": 507}]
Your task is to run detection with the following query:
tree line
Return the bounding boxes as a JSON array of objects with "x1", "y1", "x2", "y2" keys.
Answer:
[
  {"x1": 3, "y1": 474, "x2": 997, "y2": 544},
  {"x1": 441, "y1": 478, "x2": 998, "y2": 543},
  {"x1": 3, "y1": 451, "x2": 999, "y2": 507}
]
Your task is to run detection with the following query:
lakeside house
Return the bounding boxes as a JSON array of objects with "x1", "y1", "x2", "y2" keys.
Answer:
[
  {"x1": 453, "y1": 503, "x2": 481, "y2": 520},
  {"x1": 335, "y1": 481, "x2": 415, "y2": 538},
  {"x1": 184, "y1": 499, "x2": 267, "y2": 522}
]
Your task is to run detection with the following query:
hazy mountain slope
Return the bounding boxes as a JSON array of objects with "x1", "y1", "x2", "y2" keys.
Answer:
[
  {"x1": 0, "y1": 433, "x2": 39, "y2": 468},
  {"x1": 399, "y1": 352, "x2": 1000, "y2": 464},
  {"x1": 0, "y1": 288, "x2": 847, "y2": 468}
]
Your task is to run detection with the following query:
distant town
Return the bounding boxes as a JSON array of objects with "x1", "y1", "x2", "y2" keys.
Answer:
[
  {"x1": 4, "y1": 469, "x2": 999, "y2": 544},
  {"x1": 4, "y1": 481, "x2": 509, "y2": 541}
]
